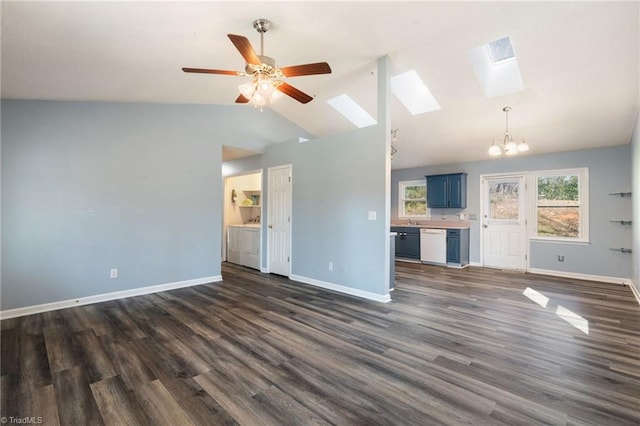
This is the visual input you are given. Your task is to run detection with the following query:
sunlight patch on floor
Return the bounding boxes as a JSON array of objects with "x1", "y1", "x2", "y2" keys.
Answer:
[
  {"x1": 523, "y1": 287, "x2": 549, "y2": 308},
  {"x1": 522, "y1": 287, "x2": 589, "y2": 334},
  {"x1": 556, "y1": 305, "x2": 589, "y2": 334}
]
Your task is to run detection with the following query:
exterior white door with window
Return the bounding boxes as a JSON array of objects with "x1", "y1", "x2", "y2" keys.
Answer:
[
  {"x1": 481, "y1": 175, "x2": 527, "y2": 270},
  {"x1": 267, "y1": 165, "x2": 292, "y2": 276}
]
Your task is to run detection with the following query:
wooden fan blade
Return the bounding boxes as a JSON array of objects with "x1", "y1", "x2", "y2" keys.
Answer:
[
  {"x1": 277, "y1": 82, "x2": 313, "y2": 104},
  {"x1": 235, "y1": 94, "x2": 250, "y2": 103},
  {"x1": 279, "y1": 62, "x2": 332, "y2": 77},
  {"x1": 227, "y1": 34, "x2": 261, "y2": 65},
  {"x1": 182, "y1": 67, "x2": 240, "y2": 76}
]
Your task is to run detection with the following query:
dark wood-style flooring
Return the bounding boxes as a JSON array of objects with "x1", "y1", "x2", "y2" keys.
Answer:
[{"x1": 2, "y1": 262, "x2": 639, "y2": 425}]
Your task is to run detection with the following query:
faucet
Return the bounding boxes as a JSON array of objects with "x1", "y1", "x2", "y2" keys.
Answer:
[{"x1": 407, "y1": 218, "x2": 414, "y2": 225}]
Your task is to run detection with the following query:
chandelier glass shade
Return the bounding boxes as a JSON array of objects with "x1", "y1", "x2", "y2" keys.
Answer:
[{"x1": 489, "y1": 106, "x2": 529, "y2": 156}]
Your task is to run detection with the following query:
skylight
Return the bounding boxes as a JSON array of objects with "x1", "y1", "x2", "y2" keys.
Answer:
[
  {"x1": 468, "y1": 36, "x2": 524, "y2": 98},
  {"x1": 327, "y1": 95, "x2": 377, "y2": 128},
  {"x1": 487, "y1": 36, "x2": 515, "y2": 63},
  {"x1": 391, "y1": 70, "x2": 441, "y2": 115}
]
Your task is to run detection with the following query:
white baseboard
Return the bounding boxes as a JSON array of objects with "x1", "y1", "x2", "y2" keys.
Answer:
[
  {"x1": 628, "y1": 280, "x2": 640, "y2": 305},
  {"x1": 469, "y1": 261, "x2": 482, "y2": 267},
  {"x1": 528, "y1": 268, "x2": 630, "y2": 286},
  {"x1": 290, "y1": 274, "x2": 391, "y2": 303},
  {"x1": 0, "y1": 275, "x2": 222, "y2": 320},
  {"x1": 260, "y1": 267, "x2": 269, "y2": 273}
]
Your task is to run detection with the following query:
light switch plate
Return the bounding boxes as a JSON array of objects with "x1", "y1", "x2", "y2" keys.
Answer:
[{"x1": 368, "y1": 211, "x2": 376, "y2": 221}]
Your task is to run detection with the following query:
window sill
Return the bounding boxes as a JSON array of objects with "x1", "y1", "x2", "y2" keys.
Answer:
[{"x1": 529, "y1": 237, "x2": 590, "y2": 246}]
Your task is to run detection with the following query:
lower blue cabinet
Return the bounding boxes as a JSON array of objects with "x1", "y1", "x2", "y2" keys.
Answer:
[
  {"x1": 446, "y1": 228, "x2": 469, "y2": 267},
  {"x1": 391, "y1": 227, "x2": 420, "y2": 260}
]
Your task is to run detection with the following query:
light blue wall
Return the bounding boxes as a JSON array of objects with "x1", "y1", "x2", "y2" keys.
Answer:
[
  {"x1": 392, "y1": 146, "x2": 632, "y2": 280},
  {"x1": 222, "y1": 128, "x2": 390, "y2": 297},
  {"x1": 222, "y1": 155, "x2": 263, "y2": 177},
  {"x1": 1, "y1": 100, "x2": 309, "y2": 310},
  {"x1": 260, "y1": 124, "x2": 388, "y2": 295}
]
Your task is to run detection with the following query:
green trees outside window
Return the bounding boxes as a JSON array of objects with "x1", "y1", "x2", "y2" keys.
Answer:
[{"x1": 536, "y1": 174, "x2": 581, "y2": 238}]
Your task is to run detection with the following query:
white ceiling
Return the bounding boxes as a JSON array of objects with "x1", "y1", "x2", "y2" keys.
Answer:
[{"x1": 2, "y1": 1, "x2": 639, "y2": 169}]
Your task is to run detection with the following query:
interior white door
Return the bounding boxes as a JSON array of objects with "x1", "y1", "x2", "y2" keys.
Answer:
[
  {"x1": 482, "y1": 175, "x2": 527, "y2": 270},
  {"x1": 267, "y1": 165, "x2": 291, "y2": 276}
]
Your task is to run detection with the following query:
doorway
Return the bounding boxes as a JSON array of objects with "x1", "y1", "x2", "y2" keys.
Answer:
[
  {"x1": 222, "y1": 170, "x2": 262, "y2": 265},
  {"x1": 267, "y1": 165, "x2": 292, "y2": 276},
  {"x1": 481, "y1": 174, "x2": 527, "y2": 270}
]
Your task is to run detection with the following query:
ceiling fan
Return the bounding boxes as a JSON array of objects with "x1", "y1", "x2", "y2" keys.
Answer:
[{"x1": 182, "y1": 19, "x2": 332, "y2": 108}]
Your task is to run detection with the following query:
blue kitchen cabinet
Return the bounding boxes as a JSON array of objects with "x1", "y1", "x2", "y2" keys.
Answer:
[
  {"x1": 391, "y1": 226, "x2": 420, "y2": 259},
  {"x1": 391, "y1": 227, "x2": 404, "y2": 257},
  {"x1": 446, "y1": 228, "x2": 469, "y2": 267},
  {"x1": 426, "y1": 173, "x2": 467, "y2": 209}
]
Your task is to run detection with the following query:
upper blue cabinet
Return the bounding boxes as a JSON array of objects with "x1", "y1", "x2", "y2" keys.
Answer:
[{"x1": 426, "y1": 173, "x2": 467, "y2": 208}]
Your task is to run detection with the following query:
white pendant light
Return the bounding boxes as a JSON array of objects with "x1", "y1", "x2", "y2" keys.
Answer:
[
  {"x1": 488, "y1": 106, "x2": 530, "y2": 157},
  {"x1": 488, "y1": 140, "x2": 502, "y2": 156}
]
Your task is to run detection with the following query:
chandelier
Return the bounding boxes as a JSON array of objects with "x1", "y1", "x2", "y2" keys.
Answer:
[{"x1": 488, "y1": 106, "x2": 529, "y2": 156}]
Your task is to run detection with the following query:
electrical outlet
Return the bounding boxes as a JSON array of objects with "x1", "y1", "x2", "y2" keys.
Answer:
[
  {"x1": 110, "y1": 268, "x2": 118, "y2": 278},
  {"x1": 329, "y1": 262, "x2": 333, "y2": 271},
  {"x1": 368, "y1": 211, "x2": 376, "y2": 221},
  {"x1": 557, "y1": 255, "x2": 564, "y2": 262}
]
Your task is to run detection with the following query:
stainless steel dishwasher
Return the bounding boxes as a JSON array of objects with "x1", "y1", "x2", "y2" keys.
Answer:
[{"x1": 420, "y1": 228, "x2": 447, "y2": 265}]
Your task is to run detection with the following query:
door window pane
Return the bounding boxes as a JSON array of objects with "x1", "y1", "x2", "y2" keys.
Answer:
[{"x1": 489, "y1": 181, "x2": 519, "y2": 220}]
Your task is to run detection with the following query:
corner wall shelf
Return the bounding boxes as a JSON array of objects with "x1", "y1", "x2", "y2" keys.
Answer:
[
  {"x1": 608, "y1": 192, "x2": 631, "y2": 198},
  {"x1": 610, "y1": 248, "x2": 632, "y2": 254},
  {"x1": 609, "y1": 220, "x2": 632, "y2": 225}
]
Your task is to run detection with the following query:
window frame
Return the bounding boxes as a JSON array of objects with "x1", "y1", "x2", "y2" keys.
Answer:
[
  {"x1": 529, "y1": 167, "x2": 589, "y2": 244},
  {"x1": 398, "y1": 180, "x2": 430, "y2": 219}
]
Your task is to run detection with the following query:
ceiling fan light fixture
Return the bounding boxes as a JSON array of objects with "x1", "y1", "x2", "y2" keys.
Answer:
[
  {"x1": 489, "y1": 106, "x2": 530, "y2": 157},
  {"x1": 238, "y1": 81, "x2": 255, "y2": 99},
  {"x1": 182, "y1": 18, "x2": 331, "y2": 109},
  {"x1": 270, "y1": 89, "x2": 283, "y2": 102},
  {"x1": 257, "y1": 78, "x2": 274, "y2": 97}
]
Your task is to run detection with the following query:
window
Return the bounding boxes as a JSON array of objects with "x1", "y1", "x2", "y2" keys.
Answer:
[
  {"x1": 532, "y1": 168, "x2": 588, "y2": 242},
  {"x1": 398, "y1": 180, "x2": 429, "y2": 218}
]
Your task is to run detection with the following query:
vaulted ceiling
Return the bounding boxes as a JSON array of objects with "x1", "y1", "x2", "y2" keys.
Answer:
[{"x1": 2, "y1": 2, "x2": 638, "y2": 169}]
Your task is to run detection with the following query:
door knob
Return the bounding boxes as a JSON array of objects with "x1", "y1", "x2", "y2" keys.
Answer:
[
  {"x1": 483, "y1": 224, "x2": 488, "y2": 228},
  {"x1": 268, "y1": 224, "x2": 273, "y2": 229}
]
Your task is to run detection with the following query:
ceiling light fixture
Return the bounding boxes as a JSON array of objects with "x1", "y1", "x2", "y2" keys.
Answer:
[
  {"x1": 489, "y1": 106, "x2": 529, "y2": 156},
  {"x1": 391, "y1": 129, "x2": 399, "y2": 159},
  {"x1": 238, "y1": 19, "x2": 284, "y2": 111}
]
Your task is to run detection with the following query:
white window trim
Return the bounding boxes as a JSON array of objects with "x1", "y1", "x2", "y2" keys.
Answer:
[
  {"x1": 529, "y1": 167, "x2": 589, "y2": 243},
  {"x1": 398, "y1": 179, "x2": 430, "y2": 218}
]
